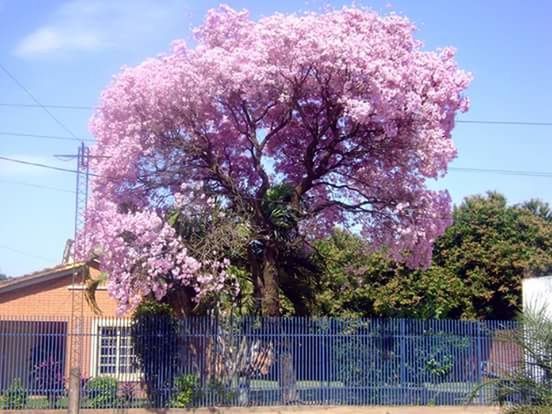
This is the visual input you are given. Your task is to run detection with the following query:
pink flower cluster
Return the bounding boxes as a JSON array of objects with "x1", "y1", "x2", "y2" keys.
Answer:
[{"x1": 82, "y1": 199, "x2": 228, "y2": 314}]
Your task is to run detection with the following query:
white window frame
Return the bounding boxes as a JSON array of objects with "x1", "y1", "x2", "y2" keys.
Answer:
[{"x1": 90, "y1": 319, "x2": 142, "y2": 382}]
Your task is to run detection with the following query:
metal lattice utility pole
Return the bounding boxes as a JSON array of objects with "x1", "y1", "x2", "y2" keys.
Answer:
[{"x1": 68, "y1": 143, "x2": 90, "y2": 414}]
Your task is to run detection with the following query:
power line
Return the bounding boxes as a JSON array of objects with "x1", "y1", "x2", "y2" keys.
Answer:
[
  {"x1": 1, "y1": 101, "x2": 552, "y2": 127},
  {"x1": 0, "y1": 103, "x2": 94, "y2": 110},
  {"x1": 0, "y1": 245, "x2": 56, "y2": 264},
  {"x1": 0, "y1": 63, "x2": 81, "y2": 140},
  {"x1": 456, "y1": 120, "x2": 552, "y2": 127},
  {"x1": 4, "y1": 153, "x2": 552, "y2": 181},
  {"x1": 450, "y1": 167, "x2": 552, "y2": 177},
  {"x1": 0, "y1": 178, "x2": 75, "y2": 194},
  {"x1": 0, "y1": 131, "x2": 94, "y2": 142},
  {"x1": 0, "y1": 155, "x2": 85, "y2": 175}
]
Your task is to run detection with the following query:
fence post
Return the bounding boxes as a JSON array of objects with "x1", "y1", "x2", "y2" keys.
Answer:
[
  {"x1": 67, "y1": 367, "x2": 81, "y2": 414},
  {"x1": 476, "y1": 322, "x2": 483, "y2": 405},
  {"x1": 400, "y1": 319, "x2": 407, "y2": 390}
]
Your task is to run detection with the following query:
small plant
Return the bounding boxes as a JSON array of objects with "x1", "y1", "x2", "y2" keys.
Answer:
[
  {"x1": 171, "y1": 374, "x2": 200, "y2": 408},
  {"x1": 85, "y1": 376, "x2": 118, "y2": 408},
  {"x1": 207, "y1": 378, "x2": 236, "y2": 406},
  {"x1": 2, "y1": 378, "x2": 28, "y2": 409},
  {"x1": 119, "y1": 382, "x2": 135, "y2": 407},
  {"x1": 425, "y1": 354, "x2": 453, "y2": 377}
]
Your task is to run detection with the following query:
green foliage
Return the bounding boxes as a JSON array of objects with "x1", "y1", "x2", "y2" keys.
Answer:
[
  {"x1": 171, "y1": 374, "x2": 200, "y2": 408},
  {"x1": 2, "y1": 378, "x2": 27, "y2": 409},
  {"x1": 425, "y1": 354, "x2": 453, "y2": 377},
  {"x1": 253, "y1": 183, "x2": 320, "y2": 316},
  {"x1": 505, "y1": 407, "x2": 552, "y2": 414},
  {"x1": 217, "y1": 265, "x2": 255, "y2": 316},
  {"x1": 170, "y1": 374, "x2": 236, "y2": 408},
  {"x1": 261, "y1": 184, "x2": 300, "y2": 242},
  {"x1": 0, "y1": 273, "x2": 7, "y2": 281},
  {"x1": 165, "y1": 182, "x2": 319, "y2": 317},
  {"x1": 435, "y1": 192, "x2": 552, "y2": 319},
  {"x1": 313, "y1": 230, "x2": 389, "y2": 318},
  {"x1": 371, "y1": 266, "x2": 469, "y2": 319},
  {"x1": 314, "y1": 193, "x2": 552, "y2": 320},
  {"x1": 131, "y1": 300, "x2": 179, "y2": 407},
  {"x1": 85, "y1": 376, "x2": 118, "y2": 408},
  {"x1": 520, "y1": 199, "x2": 552, "y2": 223},
  {"x1": 206, "y1": 379, "x2": 237, "y2": 405},
  {"x1": 155, "y1": 192, "x2": 552, "y2": 321},
  {"x1": 330, "y1": 320, "x2": 469, "y2": 399},
  {"x1": 313, "y1": 230, "x2": 468, "y2": 319},
  {"x1": 132, "y1": 299, "x2": 174, "y2": 320}
]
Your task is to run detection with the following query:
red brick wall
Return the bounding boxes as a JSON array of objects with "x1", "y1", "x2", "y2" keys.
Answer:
[{"x1": 0, "y1": 269, "x2": 122, "y2": 379}]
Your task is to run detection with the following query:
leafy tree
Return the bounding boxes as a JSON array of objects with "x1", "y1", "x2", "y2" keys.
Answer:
[
  {"x1": 434, "y1": 192, "x2": 552, "y2": 320},
  {"x1": 313, "y1": 230, "x2": 389, "y2": 317},
  {"x1": 371, "y1": 266, "x2": 469, "y2": 319},
  {"x1": 313, "y1": 230, "x2": 468, "y2": 319},
  {"x1": 520, "y1": 199, "x2": 552, "y2": 223},
  {"x1": 83, "y1": 5, "x2": 470, "y2": 318},
  {"x1": 315, "y1": 193, "x2": 552, "y2": 320},
  {"x1": 0, "y1": 273, "x2": 7, "y2": 281}
]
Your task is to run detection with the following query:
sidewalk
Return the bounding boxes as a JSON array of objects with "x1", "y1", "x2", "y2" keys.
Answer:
[{"x1": 7, "y1": 406, "x2": 502, "y2": 414}]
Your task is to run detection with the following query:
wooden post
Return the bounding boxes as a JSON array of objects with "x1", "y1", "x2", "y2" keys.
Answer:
[{"x1": 67, "y1": 367, "x2": 81, "y2": 414}]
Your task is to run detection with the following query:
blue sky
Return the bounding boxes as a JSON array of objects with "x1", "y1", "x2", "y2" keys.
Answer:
[{"x1": 1, "y1": 0, "x2": 551, "y2": 276}]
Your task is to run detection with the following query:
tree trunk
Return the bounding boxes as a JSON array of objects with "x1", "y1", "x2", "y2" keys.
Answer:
[
  {"x1": 260, "y1": 240, "x2": 280, "y2": 316},
  {"x1": 257, "y1": 240, "x2": 298, "y2": 404},
  {"x1": 279, "y1": 349, "x2": 298, "y2": 404},
  {"x1": 164, "y1": 286, "x2": 195, "y2": 317}
]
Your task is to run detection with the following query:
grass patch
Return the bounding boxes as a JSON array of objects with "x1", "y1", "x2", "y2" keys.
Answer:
[{"x1": 250, "y1": 380, "x2": 344, "y2": 390}]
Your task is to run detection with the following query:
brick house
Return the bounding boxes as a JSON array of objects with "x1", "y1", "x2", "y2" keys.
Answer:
[{"x1": 0, "y1": 262, "x2": 138, "y2": 392}]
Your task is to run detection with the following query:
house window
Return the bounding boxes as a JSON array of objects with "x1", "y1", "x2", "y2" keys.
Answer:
[{"x1": 92, "y1": 322, "x2": 139, "y2": 379}]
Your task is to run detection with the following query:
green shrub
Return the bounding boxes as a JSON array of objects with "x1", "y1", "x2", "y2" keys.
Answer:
[
  {"x1": 206, "y1": 378, "x2": 236, "y2": 406},
  {"x1": 2, "y1": 378, "x2": 28, "y2": 409},
  {"x1": 132, "y1": 300, "x2": 179, "y2": 407},
  {"x1": 171, "y1": 374, "x2": 200, "y2": 408},
  {"x1": 505, "y1": 407, "x2": 552, "y2": 414},
  {"x1": 85, "y1": 376, "x2": 118, "y2": 408}
]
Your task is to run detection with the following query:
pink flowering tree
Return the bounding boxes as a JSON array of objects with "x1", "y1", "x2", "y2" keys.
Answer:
[{"x1": 86, "y1": 5, "x2": 470, "y2": 317}]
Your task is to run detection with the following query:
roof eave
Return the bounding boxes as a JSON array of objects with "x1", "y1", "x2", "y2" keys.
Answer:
[{"x1": 0, "y1": 263, "x2": 83, "y2": 295}]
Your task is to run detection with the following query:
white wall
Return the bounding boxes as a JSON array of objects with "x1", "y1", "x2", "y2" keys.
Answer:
[{"x1": 522, "y1": 275, "x2": 552, "y2": 318}]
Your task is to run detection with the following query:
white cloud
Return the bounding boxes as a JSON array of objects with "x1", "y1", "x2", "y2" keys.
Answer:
[
  {"x1": 14, "y1": 0, "x2": 189, "y2": 58},
  {"x1": 16, "y1": 26, "x2": 103, "y2": 56}
]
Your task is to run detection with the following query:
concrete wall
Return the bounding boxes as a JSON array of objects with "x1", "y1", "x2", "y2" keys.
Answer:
[{"x1": 523, "y1": 275, "x2": 552, "y2": 317}]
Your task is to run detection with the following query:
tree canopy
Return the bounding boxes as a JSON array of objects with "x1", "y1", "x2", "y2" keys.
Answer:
[
  {"x1": 435, "y1": 192, "x2": 552, "y2": 319},
  {"x1": 84, "y1": 5, "x2": 470, "y2": 316},
  {"x1": 314, "y1": 193, "x2": 552, "y2": 320}
]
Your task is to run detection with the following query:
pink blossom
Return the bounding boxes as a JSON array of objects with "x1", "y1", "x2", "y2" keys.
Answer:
[{"x1": 84, "y1": 5, "x2": 470, "y2": 311}]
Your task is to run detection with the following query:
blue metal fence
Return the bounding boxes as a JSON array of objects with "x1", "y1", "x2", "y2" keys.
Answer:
[{"x1": 0, "y1": 316, "x2": 522, "y2": 409}]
